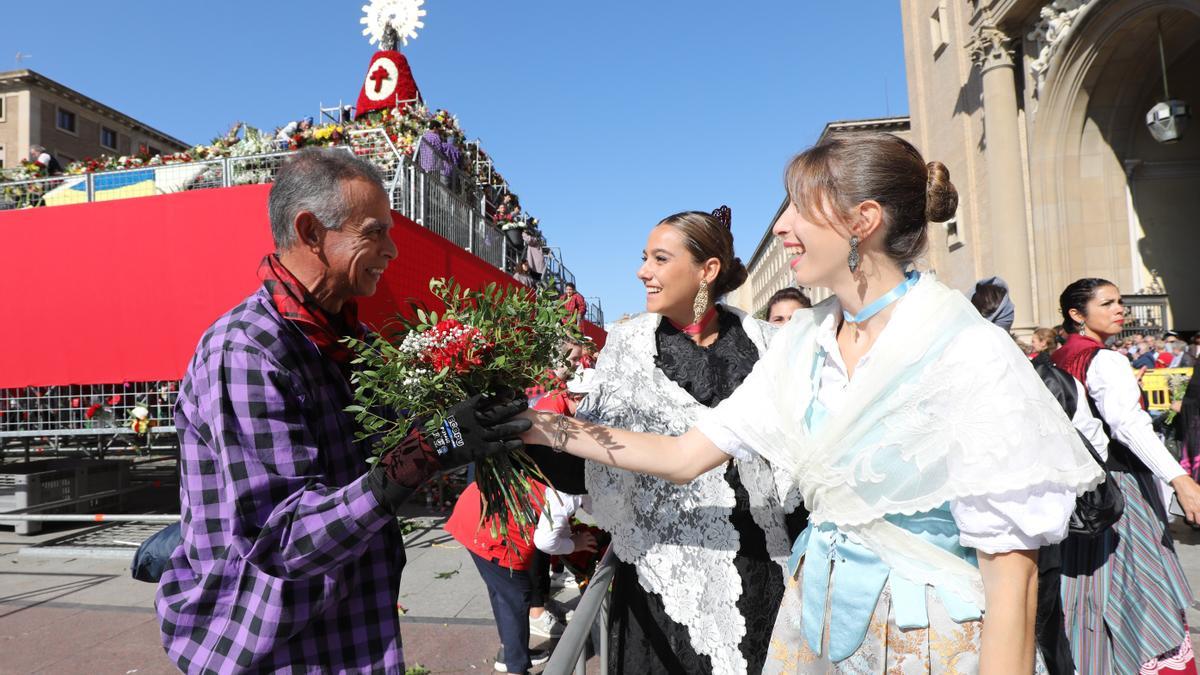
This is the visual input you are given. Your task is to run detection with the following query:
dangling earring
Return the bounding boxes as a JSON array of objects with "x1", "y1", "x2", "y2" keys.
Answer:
[
  {"x1": 692, "y1": 279, "x2": 710, "y2": 324},
  {"x1": 847, "y1": 236, "x2": 861, "y2": 274}
]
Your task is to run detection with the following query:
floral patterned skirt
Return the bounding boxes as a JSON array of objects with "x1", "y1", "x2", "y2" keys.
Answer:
[{"x1": 764, "y1": 567, "x2": 1047, "y2": 674}]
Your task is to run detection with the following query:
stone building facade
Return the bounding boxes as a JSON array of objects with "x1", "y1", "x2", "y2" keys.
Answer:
[
  {"x1": 902, "y1": 0, "x2": 1199, "y2": 331},
  {"x1": 733, "y1": 1, "x2": 1198, "y2": 332},
  {"x1": 0, "y1": 69, "x2": 187, "y2": 171}
]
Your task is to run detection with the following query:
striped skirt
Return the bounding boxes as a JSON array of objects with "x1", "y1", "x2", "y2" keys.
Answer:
[{"x1": 1061, "y1": 469, "x2": 1195, "y2": 674}]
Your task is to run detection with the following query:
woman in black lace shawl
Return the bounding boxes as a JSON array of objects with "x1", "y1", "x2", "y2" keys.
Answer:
[{"x1": 579, "y1": 208, "x2": 804, "y2": 674}]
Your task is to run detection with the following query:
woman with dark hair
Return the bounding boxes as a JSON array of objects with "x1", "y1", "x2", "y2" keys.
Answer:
[
  {"x1": 578, "y1": 206, "x2": 798, "y2": 674},
  {"x1": 765, "y1": 287, "x2": 813, "y2": 325},
  {"x1": 1175, "y1": 373, "x2": 1200, "y2": 483},
  {"x1": 1052, "y1": 278, "x2": 1200, "y2": 675},
  {"x1": 969, "y1": 277, "x2": 1015, "y2": 332},
  {"x1": 520, "y1": 133, "x2": 1100, "y2": 672}
]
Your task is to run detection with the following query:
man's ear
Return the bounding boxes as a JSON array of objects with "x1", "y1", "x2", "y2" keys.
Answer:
[{"x1": 293, "y1": 211, "x2": 322, "y2": 250}]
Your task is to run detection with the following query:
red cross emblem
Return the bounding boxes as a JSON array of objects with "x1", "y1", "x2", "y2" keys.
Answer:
[{"x1": 369, "y1": 65, "x2": 392, "y2": 95}]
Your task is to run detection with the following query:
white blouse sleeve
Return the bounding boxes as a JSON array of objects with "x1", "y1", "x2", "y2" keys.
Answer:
[
  {"x1": 951, "y1": 485, "x2": 1077, "y2": 553},
  {"x1": 1087, "y1": 350, "x2": 1185, "y2": 483},
  {"x1": 533, "y1": 488, "x2": 581, "y2": 556},
  {"x1": 1071, "y1": 378, "x2": 1109, "y2": 461},
  {"x1": 694, "y1": 353, "x2": 776, "y2": 463}
]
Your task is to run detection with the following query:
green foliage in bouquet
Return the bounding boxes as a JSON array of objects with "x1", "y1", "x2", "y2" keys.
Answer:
[
  {"x1": 1163, "y1": 373, "x2": 1191, "y2": 425},
  {"x1": 344, "y1": 277, "x2": 583, "y2": 546}
]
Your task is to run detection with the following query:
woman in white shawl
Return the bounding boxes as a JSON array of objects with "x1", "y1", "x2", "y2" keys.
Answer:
[
  {"x1": 580, "y1": 207, "x2": 798, "y2": 674},
  {"x1": 519, "y1": 134, "x2": 1102, "y2": 673}
]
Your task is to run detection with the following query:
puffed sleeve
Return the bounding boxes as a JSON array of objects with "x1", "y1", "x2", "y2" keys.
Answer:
[{"x1": 951, "y1": 486, "x2": 1078, "y2": 553}]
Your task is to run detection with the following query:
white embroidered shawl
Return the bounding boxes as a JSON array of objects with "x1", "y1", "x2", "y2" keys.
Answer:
[{"x1": 699, "y1": 275, "x2": 1104, "y2": 607}]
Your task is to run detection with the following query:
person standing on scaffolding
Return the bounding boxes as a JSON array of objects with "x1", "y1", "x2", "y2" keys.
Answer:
[{"x1": 154, "y1": 148, "x2": 530, "y2": 673}]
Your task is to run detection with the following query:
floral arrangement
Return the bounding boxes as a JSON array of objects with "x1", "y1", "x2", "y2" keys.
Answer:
[
  {"x1": 1, "y1": 105, "x2": 503, "y2": 202},
  {"x1": 345, "y1": 277, "x2": 581, "y2": 545},
  {"x1": 1164, "y1": 373, "x2": 1191, "y2": 425}
]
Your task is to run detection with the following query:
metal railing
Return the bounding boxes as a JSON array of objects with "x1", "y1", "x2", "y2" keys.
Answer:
[
  {"x1": 1121, "y1": 293, "x2": 1170, "y2": 338},
  {"x1": 544, "y1": 547, "x2": 615, "y2": 675},
  {"x1": 0, "y1": 381, "x2": 179, "y2": 451}
]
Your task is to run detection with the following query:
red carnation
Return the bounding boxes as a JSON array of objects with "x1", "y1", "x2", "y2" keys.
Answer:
[{"x1": 85, "y1": 403, "x2": 103, "y2": 419}]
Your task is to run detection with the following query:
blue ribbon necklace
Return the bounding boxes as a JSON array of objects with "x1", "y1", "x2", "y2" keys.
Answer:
[{"x1": 842, "y1": 271, "x2": 919, "y2": 327}]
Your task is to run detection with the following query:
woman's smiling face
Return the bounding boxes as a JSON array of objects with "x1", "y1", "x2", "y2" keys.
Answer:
[
  {"x1": 772, "y1": 202, "x2": 852, "y2": 289},
  {"x1": 637, "y1": 224, "x2": 704, "y2": 316}
]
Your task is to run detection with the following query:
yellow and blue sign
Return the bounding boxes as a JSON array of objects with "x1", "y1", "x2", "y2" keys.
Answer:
[{"x1": 43, "y1": 170, "x2": 158, "y2": 206}]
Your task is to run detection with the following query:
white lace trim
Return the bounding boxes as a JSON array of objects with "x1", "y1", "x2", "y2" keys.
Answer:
[{"x1": 580, "y1": 309, "x2": 791, "y2": 675}]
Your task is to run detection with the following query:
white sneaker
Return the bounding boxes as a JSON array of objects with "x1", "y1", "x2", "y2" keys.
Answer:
[
  {"x1": 494, "y1": 647, "x2": 550, "y2": 672},
  {"x1": 529, "y1": 610, "x2": 565, "y2": 639},
  {"x1": 549, "y1": 570, "x2": 575, "y2": 589}
]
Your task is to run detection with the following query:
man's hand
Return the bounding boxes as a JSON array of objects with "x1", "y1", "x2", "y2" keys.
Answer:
[
  {"x1": 367, "y1": 393, "x2": 531, "y2": 511},
  {"x1": 425, "y1": 393, "x2": 531, "y2": 469}
]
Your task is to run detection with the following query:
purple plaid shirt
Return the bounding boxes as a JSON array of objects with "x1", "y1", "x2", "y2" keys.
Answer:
[{"x1": 156, "y1": 287, "x2": 407, "y2": 673}]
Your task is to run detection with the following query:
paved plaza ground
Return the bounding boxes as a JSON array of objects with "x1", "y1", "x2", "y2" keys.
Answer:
[
  {"x1": 3, "y1": 512, "x2": 1200, "y2": 674},
  {"x1": 0, "y1": 508, "x2": 589, "y2": 675}
]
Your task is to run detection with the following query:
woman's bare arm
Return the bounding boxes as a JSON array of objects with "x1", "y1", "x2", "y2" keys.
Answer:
[
  {"x1": 519, "y1": 409, "x2": 729, "y2": 484},
  {"x1": 977, "y1": 549, "x2": 1039, "y2": 674}
]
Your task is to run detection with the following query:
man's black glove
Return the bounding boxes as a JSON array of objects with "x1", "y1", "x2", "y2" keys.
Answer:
[
  {"x1": 425, "y1": 393, "x2": 531, "y2": 468},
  {"x1": 367, "y1": 393, "x2": 532, "y2": 511}
]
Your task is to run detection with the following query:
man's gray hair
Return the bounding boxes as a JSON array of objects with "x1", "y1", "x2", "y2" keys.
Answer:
[{"x1": 267, "y1": 147, "x2": 385, "y2": 249}]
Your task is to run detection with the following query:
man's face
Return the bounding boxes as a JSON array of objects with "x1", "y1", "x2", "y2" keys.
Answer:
[{"x1": 320, "y1": 178, "x2": 397, "y2": 301}]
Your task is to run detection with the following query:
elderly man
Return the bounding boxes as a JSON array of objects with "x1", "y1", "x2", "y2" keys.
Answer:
[
  {"x1": 156, "y1": 148, "x2": 529, "y2": 672},
  {"x1": 28, "y1": 144, "x2": 64, "y2": 176}
]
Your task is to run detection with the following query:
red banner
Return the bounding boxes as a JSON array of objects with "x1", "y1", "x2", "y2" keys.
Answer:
[
  {"x1": 355, "y1": 50, "x2": 421, "y2": 119},
  {"x1": 0, "y1": 185, "x2": 602, "y2": 388}
]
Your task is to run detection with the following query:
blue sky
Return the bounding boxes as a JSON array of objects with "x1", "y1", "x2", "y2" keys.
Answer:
[{"x1": 3, "y1": 1, "x2": 909, "y2": 320}]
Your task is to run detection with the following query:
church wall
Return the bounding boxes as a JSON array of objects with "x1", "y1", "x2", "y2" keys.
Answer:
[{"x1": 901, "y1": 0, "x2": 991, "y2": 296}]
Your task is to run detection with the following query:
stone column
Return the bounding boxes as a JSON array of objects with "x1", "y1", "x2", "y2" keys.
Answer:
[{"x1": 969, "y1": 26, "x2": 1034, "y2": 332}]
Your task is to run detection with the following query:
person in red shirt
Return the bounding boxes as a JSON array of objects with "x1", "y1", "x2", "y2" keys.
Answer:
[
  {"x1": 562, "y1": 282, "x2": 587, "y2": 325},
  {"x1": 1155, "y1": 338, "x2": 1175, "y2": 369},
  {"x1": 445, "y1": 477, "x2": 549, "y2": 673}
]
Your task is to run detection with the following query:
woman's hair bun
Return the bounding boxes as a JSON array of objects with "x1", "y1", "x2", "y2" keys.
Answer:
[
  {"x1": 718, "y1": 255, "x2": 748, "y2": 297},
  {"x1": 925, "y1": 161, "x2": 958, "y2": 223}
]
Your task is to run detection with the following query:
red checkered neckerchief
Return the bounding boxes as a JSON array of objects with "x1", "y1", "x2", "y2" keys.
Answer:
[{"x1": 258, "y1": 254, "x2": 365, "y2": 370}]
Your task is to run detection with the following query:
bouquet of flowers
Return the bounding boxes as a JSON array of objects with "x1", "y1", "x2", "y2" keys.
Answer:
[
  {"x1": 1163, "y1": 372, "x2": 1192, "y2": 425},
  {"x1": 345, "y1": 277, "x2": 582, "y2": 544}
]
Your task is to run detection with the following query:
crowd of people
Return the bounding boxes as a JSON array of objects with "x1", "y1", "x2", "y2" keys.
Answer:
[{"x1": 151, "y1": 137, "x2": 1197, "y2": 675}]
